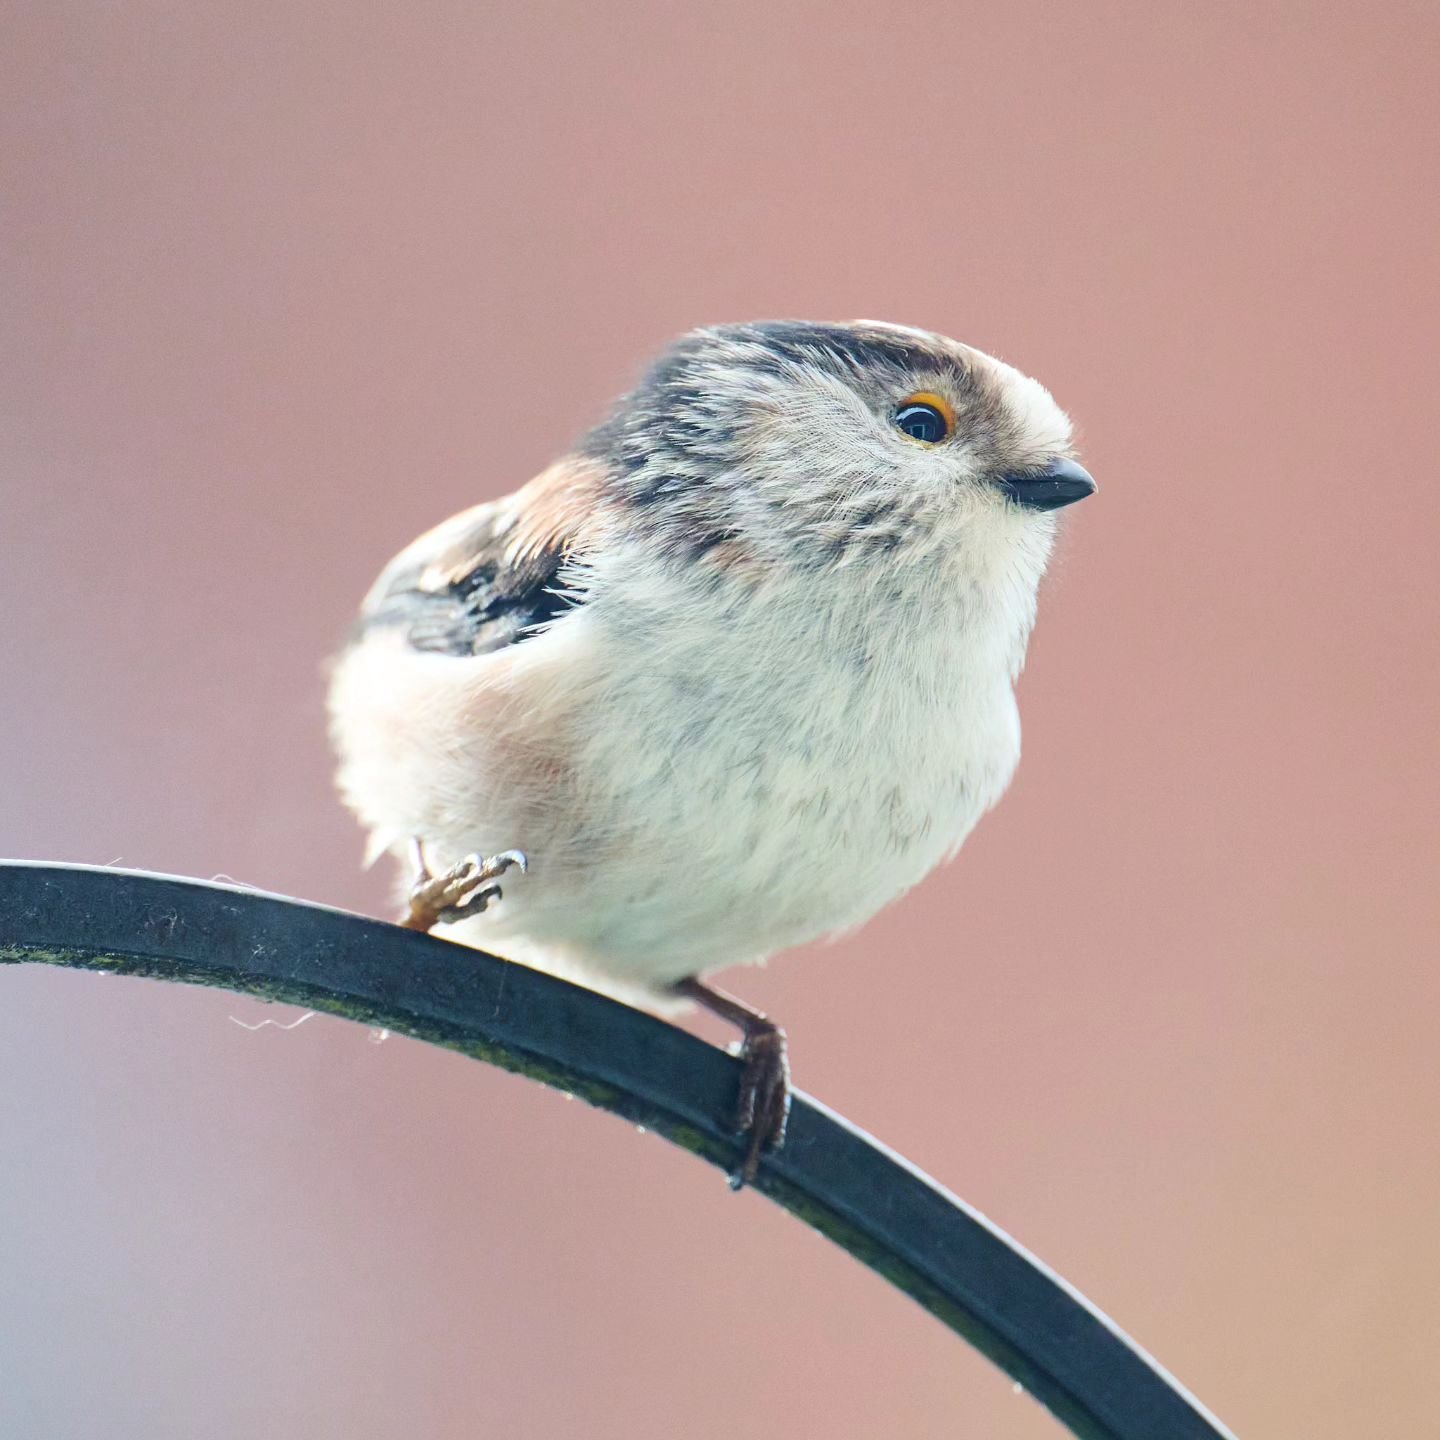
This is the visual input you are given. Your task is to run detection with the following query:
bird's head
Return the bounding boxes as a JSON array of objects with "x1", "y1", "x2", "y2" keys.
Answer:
[{"x1": 580, "y1": 319, "x2": 1093, "y2": 574}]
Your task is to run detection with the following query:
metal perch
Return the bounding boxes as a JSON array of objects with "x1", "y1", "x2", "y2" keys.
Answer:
[{"x1": 0, "y1": 861, "x2": 1235, "y2": 1440}]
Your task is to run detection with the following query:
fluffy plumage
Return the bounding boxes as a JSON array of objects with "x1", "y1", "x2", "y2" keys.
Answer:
[{"x1": 329, "y1": 320, "x2": 1089, "y2": 1008}]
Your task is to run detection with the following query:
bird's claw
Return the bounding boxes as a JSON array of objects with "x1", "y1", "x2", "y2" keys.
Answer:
[
  {"x1": 729, "y1": 1025, "x2": 791, "y2": 1190},
  {"x1": 402, "y1": 848, "x2": 528, "y2": 932}
]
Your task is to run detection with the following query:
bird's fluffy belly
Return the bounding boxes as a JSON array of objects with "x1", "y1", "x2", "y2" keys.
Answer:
[{"x1": 330, "y1": 573, "x2": 1022, "y2": 993}]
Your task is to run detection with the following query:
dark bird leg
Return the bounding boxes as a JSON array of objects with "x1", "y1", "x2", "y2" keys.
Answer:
[
  {"x1": 400, "y1": 836, "x2": 527, "y2": 931},
  {"x1": 673, "y1": 977, "x2": 790, "y2": 1190}
]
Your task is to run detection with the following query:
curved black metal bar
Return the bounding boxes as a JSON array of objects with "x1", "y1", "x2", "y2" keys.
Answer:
[{"x1": 0, "y1": 862, "x2": 1234, "y2": 1440}]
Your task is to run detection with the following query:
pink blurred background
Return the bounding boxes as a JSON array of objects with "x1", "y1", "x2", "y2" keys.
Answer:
[{"x1": 3, "y1": 2, "x2": 1438, "y2": 1436}]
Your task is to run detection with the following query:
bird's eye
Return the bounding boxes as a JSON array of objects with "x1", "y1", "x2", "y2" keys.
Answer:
[{"x1": 892, "y1": 392, "x2": 955, "y2": 445}]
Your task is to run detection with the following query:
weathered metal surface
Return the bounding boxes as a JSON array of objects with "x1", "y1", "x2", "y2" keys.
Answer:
[{"x1": 0, "y1": 861, "x2": 1234, "y2": 1440}]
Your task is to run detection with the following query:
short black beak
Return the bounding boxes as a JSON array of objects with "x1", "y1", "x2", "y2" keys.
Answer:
[{"x1": 995, "y1": 457, "x2": 1097, "y2": 512}]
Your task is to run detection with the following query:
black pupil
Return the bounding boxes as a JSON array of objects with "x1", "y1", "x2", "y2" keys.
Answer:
[{"x1": 894, "y1": 403, "x2": 947, "y2": 444}]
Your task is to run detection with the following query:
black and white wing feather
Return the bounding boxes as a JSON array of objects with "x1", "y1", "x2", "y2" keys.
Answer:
[{"x1": 350, "y1": 461, "x2": 602, "y2": 658}]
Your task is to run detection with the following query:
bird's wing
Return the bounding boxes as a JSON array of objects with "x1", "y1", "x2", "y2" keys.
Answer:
[{"x1": 351, "y1": 458, "x2": 605, "y2": 658}]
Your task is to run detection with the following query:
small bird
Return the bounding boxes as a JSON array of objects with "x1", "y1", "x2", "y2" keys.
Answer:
[{"x1": 328, "y1": 320, "x2": 1094, "y2": 1185}]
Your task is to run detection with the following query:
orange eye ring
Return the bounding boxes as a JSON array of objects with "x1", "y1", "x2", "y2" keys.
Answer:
[{"x1": 893, "y1": 391, "x2": 956, "y2": 445}]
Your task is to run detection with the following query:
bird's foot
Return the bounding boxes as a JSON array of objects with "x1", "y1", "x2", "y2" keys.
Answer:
[
  {"x1": 730, "y1": 1021, "x2": 791, "y2": 1189},
  {"x1": 672, "y1": 977, "x2": 791, "y2": 1189},
  {"x1": 400, "y1": 841, "x2": 527, "y2": 932}
]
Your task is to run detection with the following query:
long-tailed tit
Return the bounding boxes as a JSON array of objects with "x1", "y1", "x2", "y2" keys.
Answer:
[{"x1": 329, "y1": 320, "x2": 1095, "y2": 1184}]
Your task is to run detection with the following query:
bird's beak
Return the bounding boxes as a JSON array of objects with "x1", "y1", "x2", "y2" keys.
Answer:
[{"x1": 995, "y1": 458, "x2": 1097, "y2": 512}]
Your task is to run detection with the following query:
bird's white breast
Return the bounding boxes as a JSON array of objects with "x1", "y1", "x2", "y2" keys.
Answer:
[{"x1": 442, "y1": 532, "x2": 1038, "y2": 990}]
